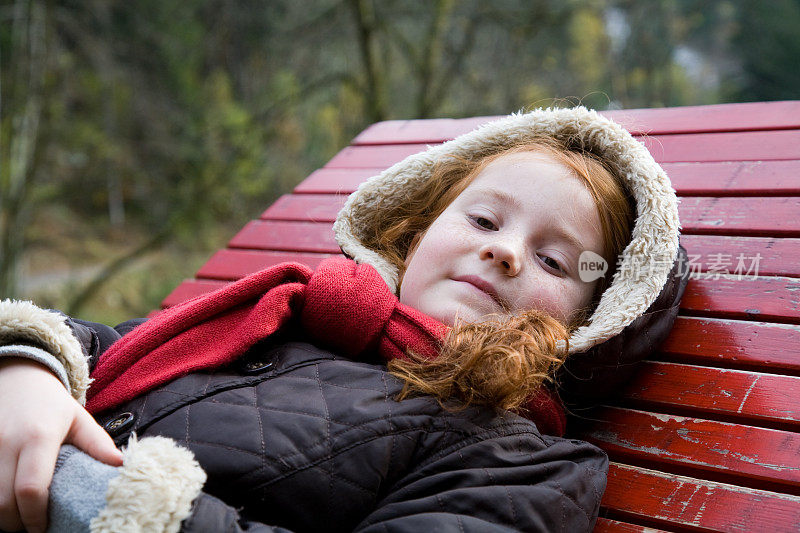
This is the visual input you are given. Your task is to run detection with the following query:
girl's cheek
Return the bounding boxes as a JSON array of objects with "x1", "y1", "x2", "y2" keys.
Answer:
[{"x1": 522, "y1": 284, "x2": 580, "y2": 323}]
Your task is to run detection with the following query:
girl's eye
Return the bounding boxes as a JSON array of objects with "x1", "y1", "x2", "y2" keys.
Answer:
[
  {"x1": 538, "y1": 254, "x2": 563, "y2": 273},
  {"x1": 469, "y1": 215, "x2": 497, "y2": 231}
]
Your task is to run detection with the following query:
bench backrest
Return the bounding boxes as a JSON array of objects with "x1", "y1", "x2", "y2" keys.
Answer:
[{"x1": 162, "y1": 101, "x2": 800, "y2": 532}]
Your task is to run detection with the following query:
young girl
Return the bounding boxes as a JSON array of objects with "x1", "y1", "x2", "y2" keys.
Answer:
[{"x1": 0, "y1": 106, "x2": 687, "y2": 532}]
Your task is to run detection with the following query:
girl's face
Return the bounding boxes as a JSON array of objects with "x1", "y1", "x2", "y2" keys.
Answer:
[{"x1": 399, "y1": 150, "x2": 605, "y2": 326}]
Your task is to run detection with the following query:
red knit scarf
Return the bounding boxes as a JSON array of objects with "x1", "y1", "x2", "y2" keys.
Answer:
[{"x1": 86, "y1": 257, "x2": 566, "y2": 435}]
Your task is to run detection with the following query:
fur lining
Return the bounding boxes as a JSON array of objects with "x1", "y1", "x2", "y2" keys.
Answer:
[
  {"x1": 90, "y1": 435, "x2": 207, "y2": 533},
  {"x1": 0, "y1": 299, "x2": 91, "y2": 403},
  {"x1": 333, "y1": 106, "x2": 680, "y2": 354}
]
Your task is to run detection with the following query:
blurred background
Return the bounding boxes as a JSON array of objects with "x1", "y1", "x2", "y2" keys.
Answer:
[{"x1": 2, "y1": 0, "x2": 799, "y2": 323}]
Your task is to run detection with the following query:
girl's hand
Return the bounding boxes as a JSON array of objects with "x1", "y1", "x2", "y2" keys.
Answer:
[{"x1": 0, "y1": 358, "x2": 123, "y2": 533}]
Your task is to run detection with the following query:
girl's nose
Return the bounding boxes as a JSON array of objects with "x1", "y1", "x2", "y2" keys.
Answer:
[{"x1": 479, "y1": 240, "x2": 522, "y2": 276}]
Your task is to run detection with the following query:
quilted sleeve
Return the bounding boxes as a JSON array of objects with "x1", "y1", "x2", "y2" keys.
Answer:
[{"x1": 353, "y1": 431, "x2": 608, "y2": 532}]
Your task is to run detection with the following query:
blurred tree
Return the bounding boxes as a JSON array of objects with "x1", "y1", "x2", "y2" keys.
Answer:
[
  {"x1": 0, "y1": 0, "x2": 48, "y2": 297},
  {"x1": 608, "y1": 0, "x2": 680, "y2": 107},
  {"x1": 568, "y1": 7, "x2": 611, "y2": 96},
  {"x1": 729, "y1": 0, "x2": 800, "y2": 101},
  {"x1": 349, "y1": 0, "x2": 387, "y2": 121}
]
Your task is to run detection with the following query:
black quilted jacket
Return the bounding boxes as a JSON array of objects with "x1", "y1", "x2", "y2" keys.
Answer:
[{"x1": 73, "y1": 320, "x2": 608, "y2": 532}]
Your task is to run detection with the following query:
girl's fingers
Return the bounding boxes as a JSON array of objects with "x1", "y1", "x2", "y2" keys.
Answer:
[
  {"x1": 15, "y1": 440, "x2": 60, "y2": 533},
  {"x1": 0, "y1": 447, "x2": 23, "y2": 532},
  {"x1": 69, "y1": 407, "x2": 123, "y2": 466},
  {"x1": 0, "y1": 360, "x2": 83, "y2": 532}
]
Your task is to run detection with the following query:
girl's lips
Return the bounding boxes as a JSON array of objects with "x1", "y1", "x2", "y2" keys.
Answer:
[{"x1": 454, "y1": 275, "x2": 506, "y2": 308}]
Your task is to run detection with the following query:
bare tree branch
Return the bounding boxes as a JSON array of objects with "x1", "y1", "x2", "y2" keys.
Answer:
[
  {"x1": 414, "y1": 0, "x2": 455, "y2": 118},
  {"x1": 65, "y1": 229, "x2": 169, "y2": 315},
  {"x1": 347, "y1": 0, "x2": 386, "y2": 121}
]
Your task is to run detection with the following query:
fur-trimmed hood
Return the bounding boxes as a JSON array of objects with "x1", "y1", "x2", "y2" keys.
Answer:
[{"x1": 334, "y1": 106, "x2": 689, "y2": 404}]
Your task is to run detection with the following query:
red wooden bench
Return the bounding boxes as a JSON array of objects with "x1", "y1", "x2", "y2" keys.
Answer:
[{"x1": 161, "y1": 101, "x2": 800, "y2": 532}]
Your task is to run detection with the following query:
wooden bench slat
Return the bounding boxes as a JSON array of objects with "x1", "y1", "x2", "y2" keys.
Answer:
[
  {"x1": 351, "y1": 101, "x2": 800, "y2": 144},
  {"x1": 593, "y1": 517, "x2": 669, "y2": 533},
  {"x1": 260, "y1": 194, "x2": 346, "y2": 223},
  {"x1": 325, "y1": 144, "x2": 429, "y2": 169},
  {"x1": 682, "y1": 276, "x2": 800, "y2": 324},
  {"x1": 328, "y1": 130, "x2": 800, "y2": 168},
  {"x1": 679, "y1": 235, "x2": 800, "y2": 278},
  {"x1": 228, "y1": 220, "x2": 339, "y2": 253},
  {"x1": 295, "y1": 161, "x2": 800, "y2": 196},
  {"x1": 574, "y1": 407, "x2": 800, "y2": 493},
  {"x1": 196, "y1": 249, "x2": 337, "y2": 280},
  {"x1": 604, "y1": 130, "x2": 799, "y2": 163},
  {"x1": 352, "y1": 117, "x2": 500, "y2": 145},
  {"x1": 260, "y1": 193, "x2": 800, "y2": 237},
  {"x1": 665, "y1": 160, "x2": 800, "y2": 196},
  {"x1": 293, "y1": 168, "x2": 381, "y2": 194},
  {"x1": 602, "y1": 462, "x2": 800, "y2": 533},
  {"x1": 661, "y1": 317, "x2": 800, "y2": 374},
  {"x1": 678, "y1": 197, "x2": 800, "y2": 237},
  {"x1": 621, "y1": 361, "x2": 800, "y2": 430},
  {"x1": 605, "y1": 101, "x2": 800, "y2": 135},
  {"x1": 161, "y1": 279, "x2": 229, "y2": 308}
]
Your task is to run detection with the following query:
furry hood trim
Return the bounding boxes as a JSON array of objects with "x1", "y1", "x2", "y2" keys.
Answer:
[{"x1": 333, "y1": 106, "x2": 680, "y2": 354}]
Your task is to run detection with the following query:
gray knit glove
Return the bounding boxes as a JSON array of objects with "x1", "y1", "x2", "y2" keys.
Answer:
[{"x1": 48, "y1": 445, "x2": 119, "y2": 532}]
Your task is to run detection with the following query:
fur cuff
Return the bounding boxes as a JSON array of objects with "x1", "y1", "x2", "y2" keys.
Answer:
[
  {"x1": 90, "y1": 436, "x2": 207, "y2": 533},
  {"x1": 0, "y1": 299, "x2": 90, "y2": 403}
]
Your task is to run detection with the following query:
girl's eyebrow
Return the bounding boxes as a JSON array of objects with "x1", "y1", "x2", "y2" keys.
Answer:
[
  {"x1": 552, "y1": 227, "x2": 587, "y2": 256},
  {"x1": 469, "y1": 187, "x2": 522, "y2": 210}
]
